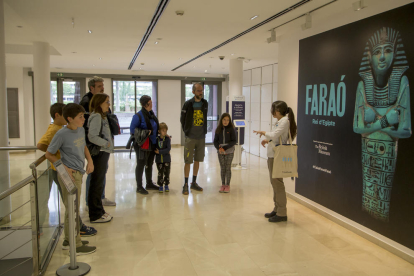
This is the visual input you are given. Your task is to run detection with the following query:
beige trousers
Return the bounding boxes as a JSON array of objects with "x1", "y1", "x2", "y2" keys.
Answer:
[
  {"x1": 267, "y1": 158, "x2": 287, "y2": 216},
  {"x1": 58, "y1": 171, "x2": 83, "y2": 247}
]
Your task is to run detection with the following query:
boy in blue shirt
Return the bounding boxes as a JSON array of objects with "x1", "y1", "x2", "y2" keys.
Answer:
[{"x1": 45, "y1": 103, "x2": 96, "y2": 255}]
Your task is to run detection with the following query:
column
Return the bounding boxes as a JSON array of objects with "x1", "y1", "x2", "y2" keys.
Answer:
[
  {"x1": 229, "y1": 59, "x2": 243, "y2": 165},
  {"x1": 0, "y1": 0, "x2": 11, "y2": 224},
  {"x1": 33, "y1": 42, "x2": 51, "y2": 157},
  {"x1": 229, "y1": 59, "x2": 243, "y2": 115}
]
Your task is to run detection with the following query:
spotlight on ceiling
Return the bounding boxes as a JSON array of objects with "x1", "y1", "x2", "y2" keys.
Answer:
[
  {"x1": 301, "y1": 13, "x2": 312, "y2": 30},
  {"x1": 155, "y1": 41, "x2": 159, "y2": 44},
  {"x1": 88, "y1": 30, "x2": 92, "y2": 34},
  {"x1": 250, "y1": 15, "x2": 258, "y2": 20},
  {"x1": 267, "y1": 29, "x2": 277, "y2": 43},
  {"x1": 353, "y1": 0, "x2": 366, "y2": 11}
]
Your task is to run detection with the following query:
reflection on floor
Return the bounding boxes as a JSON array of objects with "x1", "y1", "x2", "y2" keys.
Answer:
[{"x1": 41, "y1": 147, "x2": 414, "y2": 276}]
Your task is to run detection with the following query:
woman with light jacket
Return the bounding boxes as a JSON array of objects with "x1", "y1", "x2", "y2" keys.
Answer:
[
  {"x1": 253, "y1": 101, "x2": 297, "y2": 223},
  {"x1": 87, "y1": 93, "x2": 114, "y2": 223},
  {"x1": 130, "y1": 95, "x2": 160, "y2": 195}
]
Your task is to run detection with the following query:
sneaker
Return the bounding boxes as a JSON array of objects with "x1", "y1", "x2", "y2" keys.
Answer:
[
  {"x1": 137, "y1": 187, "x2": 149, "y2": 195},
  {"x1": 159, "y1": 186, "x2": 164, "y2": 193},
  {"x1": 62, "y1": 240, "x2": 89, "y2": 250},
  {"x1": 182, "y1": 184, "x2": 189, "y2": 195},
  {"x1": 190, "y1": 182, "x2": 203, "y2": 191},
  {"x1": 102, "y1": 198, "x2": 116, "y2": 206},
  {"x1": 219, "y1": 185, "x2": 225, "y2": 193},
  {"x1": 264, "y1": 211, "x2": 277, "y2": 218},
  {"x1": 165, "y1": 185, "x2": 169, "y2": 192},
  {"x1": 146, "y1": 182, "x2": 160, "y2": 190},
  {"x1": 268, "y1": 215, "x2": 288, "y2": 223},
  {"x1": 224, "y1": 185, "x2": 230, "y2": 193},
  {"x1": 71, "y1": 245, "x2": 96, "y2": 256},
  {"x1": 90, "y1": 214, "x2": 112, "y2": 223},
  {"x1": 80, "y1": 224, "x2": 97, "y2": 237}
]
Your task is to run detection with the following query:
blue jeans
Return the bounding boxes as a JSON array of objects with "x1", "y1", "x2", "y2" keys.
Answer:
[{"x1": 85, "y1": 163, "x2": 108, "y2": 204}]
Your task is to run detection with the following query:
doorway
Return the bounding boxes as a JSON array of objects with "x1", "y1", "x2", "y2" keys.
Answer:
[
  {"x1": 112, "y1": 80, "x2": 158, "y2": 148},
  {"x1": 181, "y1": 81, "x2": 221, "y2": 145}
]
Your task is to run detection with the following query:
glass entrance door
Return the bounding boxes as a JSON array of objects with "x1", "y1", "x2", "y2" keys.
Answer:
[{"x1": 112, "y1": 80, "x2": 157, "y2": 148}]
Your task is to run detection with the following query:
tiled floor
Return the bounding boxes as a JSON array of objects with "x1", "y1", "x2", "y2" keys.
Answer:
[{"x1": 36, "y1": 147, "x2": 414, "y2": 276}]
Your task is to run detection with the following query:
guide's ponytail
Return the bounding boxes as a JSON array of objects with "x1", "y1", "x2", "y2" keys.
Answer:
[{"x1": 271, "y1": 101, "x2": 297, "y2": 140}]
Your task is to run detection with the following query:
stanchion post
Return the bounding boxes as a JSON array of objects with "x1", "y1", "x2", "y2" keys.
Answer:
[{"x1": 54, "y1": 160, "x2": 91, "y2": 276}]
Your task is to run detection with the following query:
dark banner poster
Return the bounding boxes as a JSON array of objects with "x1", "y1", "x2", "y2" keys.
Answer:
[
  {"x1": 226, "y1": 96, "x2": 245, "y2": 144},
  {"x1": 296, "y1": 3, "x2": 414, "y2": 250}
]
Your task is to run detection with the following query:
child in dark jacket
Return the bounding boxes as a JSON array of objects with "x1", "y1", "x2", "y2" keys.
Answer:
[
  {"x1": 155, "y1": 122, "x2": 172, "y2": 193},
  {"x1": 214, "y1": 113, "x2": 237, "y2": 193}
]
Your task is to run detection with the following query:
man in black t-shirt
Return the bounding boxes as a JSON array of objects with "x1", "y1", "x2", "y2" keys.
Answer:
[{"x1": 180, "y1": 83, "x2": 208, "y2": 195}]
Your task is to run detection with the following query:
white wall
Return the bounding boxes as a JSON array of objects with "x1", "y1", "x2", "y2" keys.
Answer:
[
  {"x1": 157, "y1": 80, "x2": 181, "y2": 145},
  {"x1": 6, "y1": 67, "x2": 26, "y2": 146},
  {"x1": 23, "y1": 67, "x2": 34, "y2": 146},
  {"x1": 277, "y1": 0, "x2": 414, "y2": 261}
]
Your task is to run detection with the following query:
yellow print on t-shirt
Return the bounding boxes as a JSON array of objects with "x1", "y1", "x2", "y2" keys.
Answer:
[
  {"x1": 74, "y1": 137, "x2": 85, "y2": 148},
  {"x1": 193, "y1": 110, "x2": 204, "y2": 126}
]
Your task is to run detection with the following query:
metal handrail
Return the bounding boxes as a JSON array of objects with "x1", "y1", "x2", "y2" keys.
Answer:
[
  {"x1": 0, "y1": 175, "x2": 34, "y2": 201},
  {"x1": 0, "y1": 146, "x2": 38, "y2": 151},
  {"x1": 30, "y1": 155, "x2": 46, "y2": 169}
]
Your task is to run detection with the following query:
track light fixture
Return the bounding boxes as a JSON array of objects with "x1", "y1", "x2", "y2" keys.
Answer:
[
  {"x1": 352, "y1": 0, "x2": 366, "y2": 11},
  {"x1": 267, "y1": 29, "x2": 277, "y2": 43},
  {"x1": 301, "y1": 13, "x2": 312, "y2": 30}
]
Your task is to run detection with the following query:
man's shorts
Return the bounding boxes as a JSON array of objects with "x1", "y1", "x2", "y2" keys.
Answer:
[{"x1": 184, "y1": 137, "x2": 205, "y2": 164}]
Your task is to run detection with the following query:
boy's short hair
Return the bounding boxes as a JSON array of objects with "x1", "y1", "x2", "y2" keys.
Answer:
[
  {"x1": 159, "y1": 122, "x2": 168, "y2": 131},
  {"x1": 63, "y1": 103, "x2": 85, "y2": 122},
  {"x1": 50, "y1": 103, "x2": 66, "y2": 119}
]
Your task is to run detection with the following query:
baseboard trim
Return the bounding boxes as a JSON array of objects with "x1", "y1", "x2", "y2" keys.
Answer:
[{"x1": 286, "y1": 191, "x2": 414, "y2": 265}]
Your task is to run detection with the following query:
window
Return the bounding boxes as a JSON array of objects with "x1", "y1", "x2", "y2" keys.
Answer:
[{"x1": 112, "y1": 80, "x2": 157, "y2": 147}]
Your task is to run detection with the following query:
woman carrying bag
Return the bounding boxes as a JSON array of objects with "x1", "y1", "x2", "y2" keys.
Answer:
[
  {"x1": 130, "y1": 95, "x2": 160, "y2": 195},
  {"x1": 88, "y1": 93, "x2": 114, "y2": 223},
  {"x1": 253, "y1": 101, "x2": 297, "y2": 223}
]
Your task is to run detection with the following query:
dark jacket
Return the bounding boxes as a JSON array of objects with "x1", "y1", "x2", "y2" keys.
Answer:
[
  {"x1": 130, "y1": 110, "x2": 158, "y2": 144},
  {"x1": 214, "y1": 125, "x2": 237, "y2": 150},
  {"x1": 155, "y1": 136, "x2": 171, "y2": 163},
  {"x1": 180, "y1": 97, "x2": 208, "y2": 137},
  {"x1": 79, "y1": 92, "x2": 93, "y2": 128}
]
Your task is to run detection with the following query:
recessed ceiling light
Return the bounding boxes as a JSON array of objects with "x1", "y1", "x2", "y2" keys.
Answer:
[
  {"x1": 250, "y1": 15, "x2": 258, "y2": 20},
  {"x1": 231, "y1": 53, "x2": 235, "y2": 56},
  {"x1": 155, "y1": 41, "x2": 159, "y2": 44},
  {"x1": 17, "y1": 26, "x2": 23, "y2": 28},
  {"x1": 99, "y1": 57, "x2": 102, "y2": 60},
  {"x1": 205, "y1": 70, "x2": 208, "y2": 72},
  {"x1": 88, "y1": 30, "x2": 92, "y2": 33}
]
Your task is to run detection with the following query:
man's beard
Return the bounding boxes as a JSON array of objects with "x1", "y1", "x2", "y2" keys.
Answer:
[{"x1": 196, "y1": 95, "x2": 203, "y2": 100}]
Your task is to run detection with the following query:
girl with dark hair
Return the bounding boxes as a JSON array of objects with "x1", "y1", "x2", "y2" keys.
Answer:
[
  {"x1": 253, "y1": 101, "x2": 297, "y2": 223},
  {"x1": 130, "y1": 95, "x2": 160, "y2": 195},
  {"x1": 214, "y1": 113, "x2": 237, "y2": 193},
  {"x1": 88, "y1": 93, "x2": 114, "y2": 223}
]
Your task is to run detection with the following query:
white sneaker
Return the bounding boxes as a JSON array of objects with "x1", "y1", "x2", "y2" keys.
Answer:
[
  {"x1": 90, "y1": 214, "x2": 112, "y2": 223},
  {"x1": 102, "y1": 198, "x2": 116, "y2": 206}
]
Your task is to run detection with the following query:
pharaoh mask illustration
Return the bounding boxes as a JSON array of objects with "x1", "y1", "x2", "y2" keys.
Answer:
[
  {"x1": 353, "y1": 27, "x2": 412, "y2": 222},
  {"x1": 193, "y1": 110, "x2": 204, "y2": 126}
]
